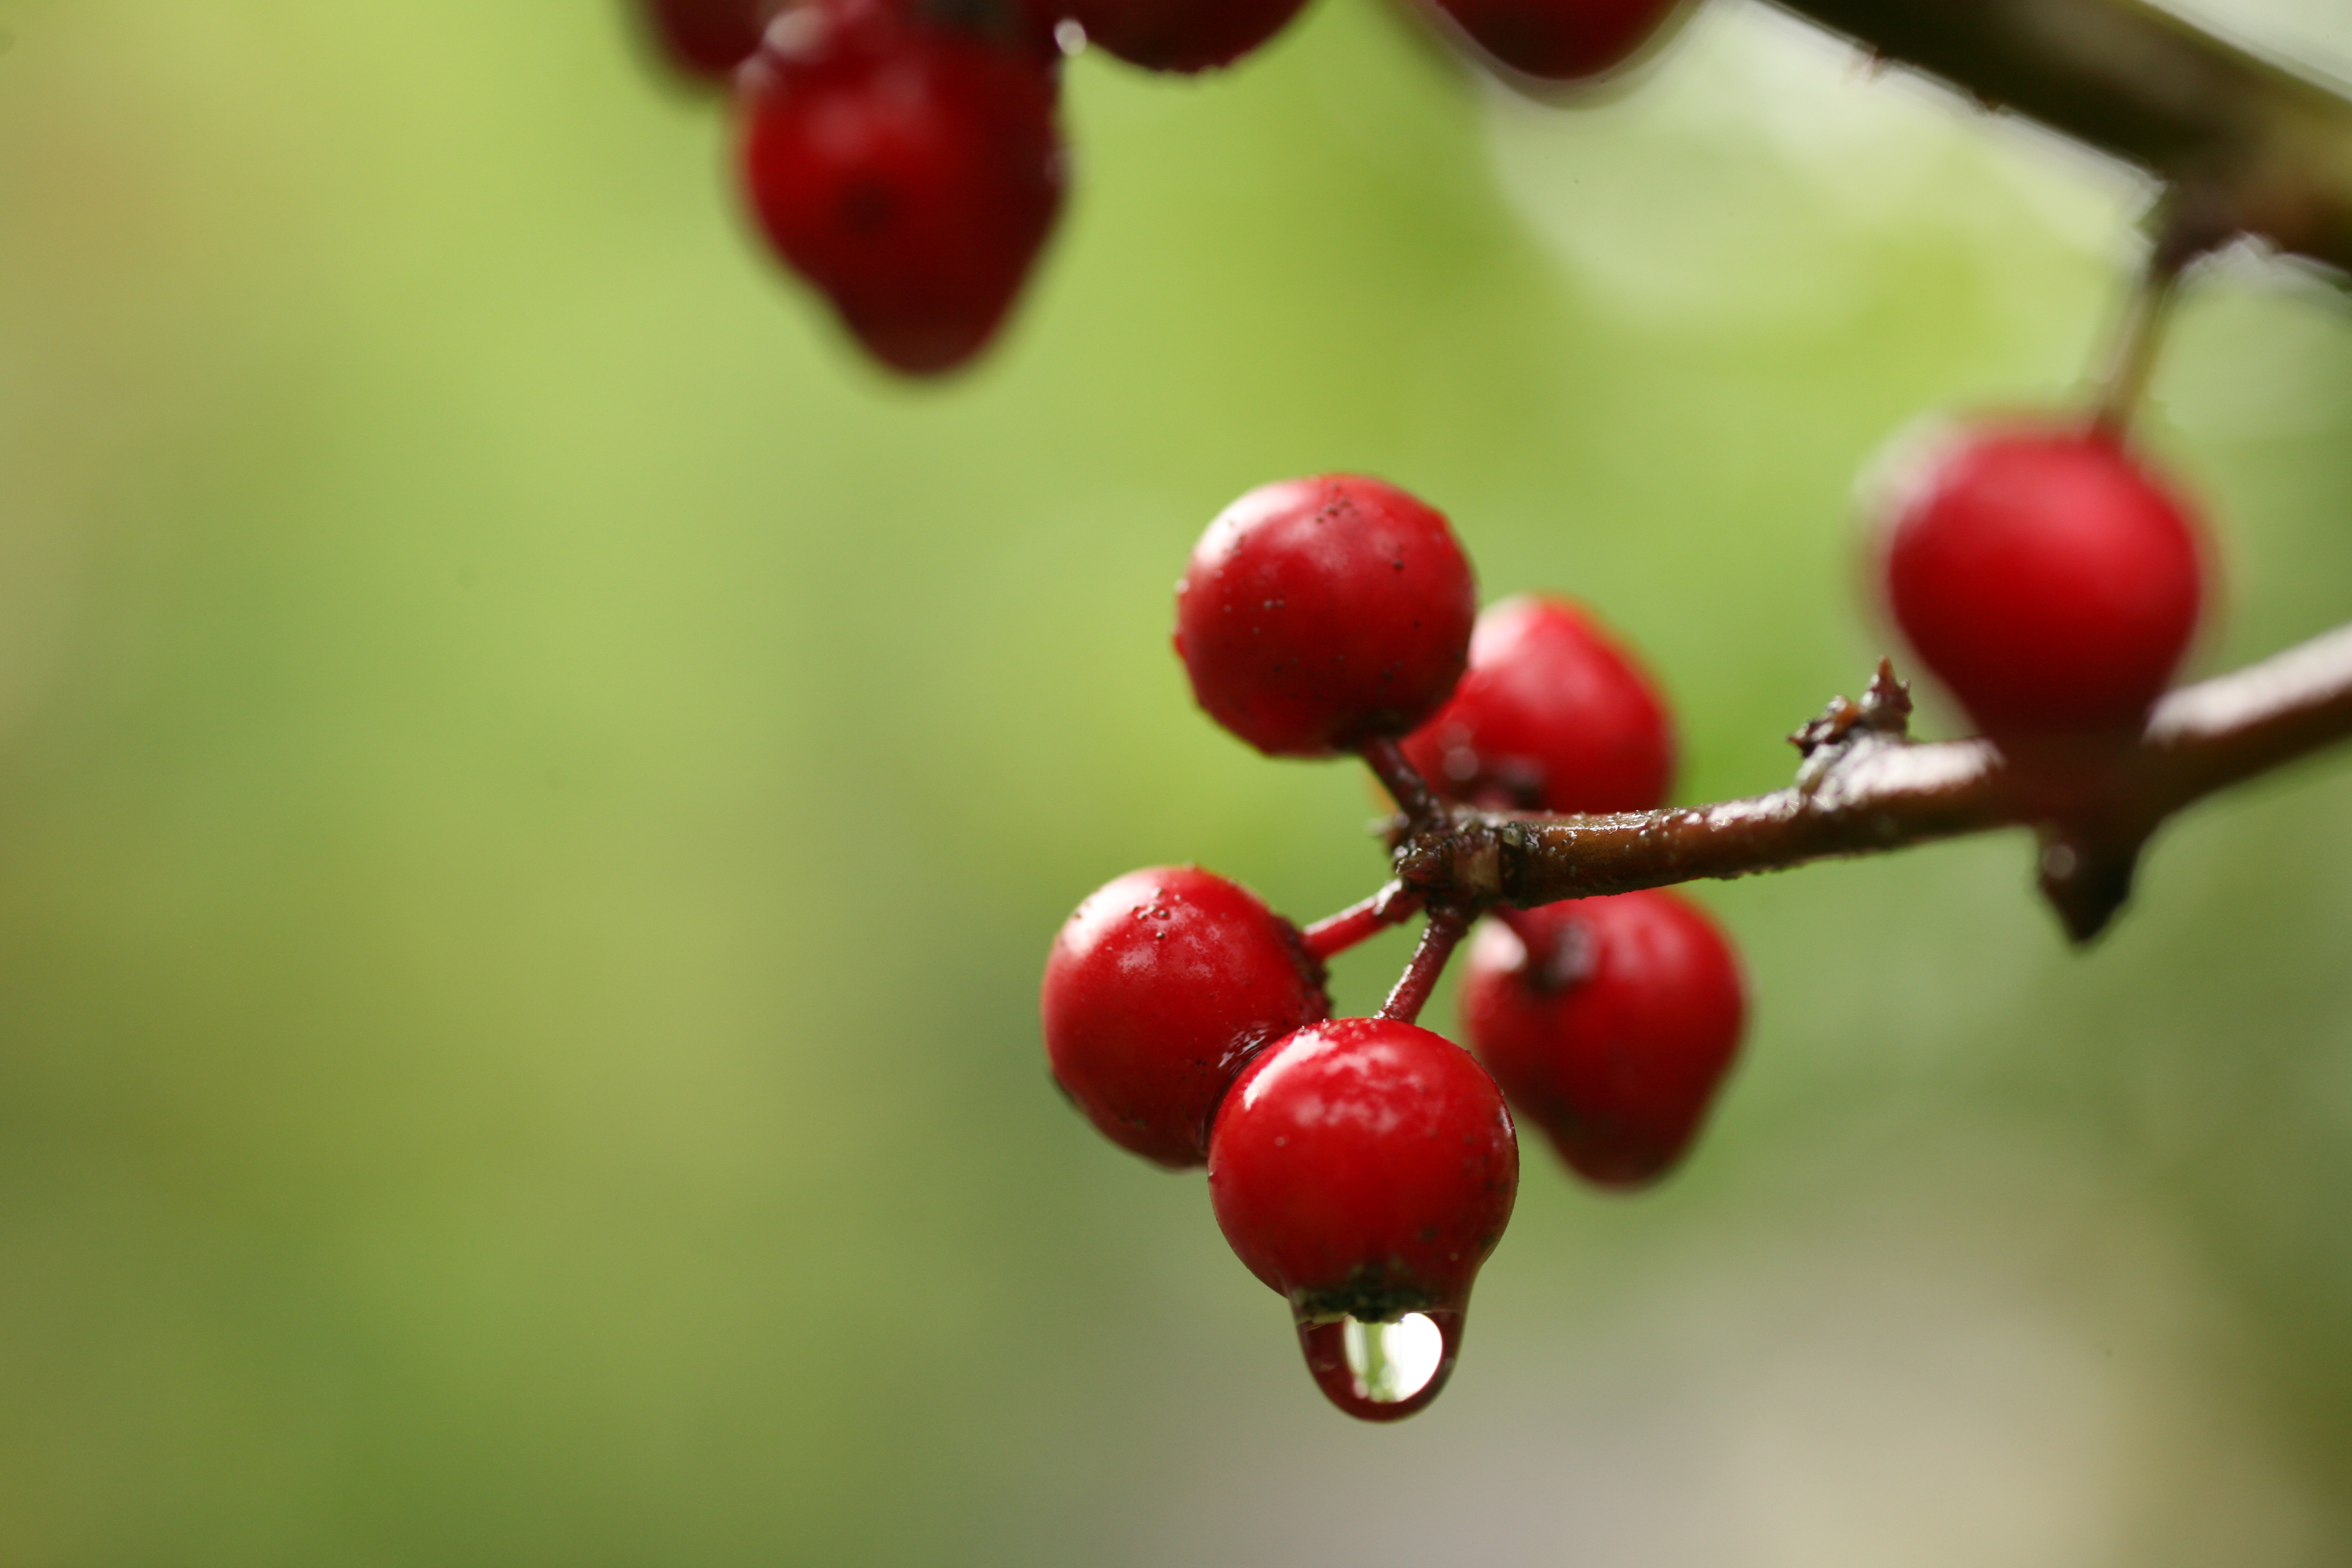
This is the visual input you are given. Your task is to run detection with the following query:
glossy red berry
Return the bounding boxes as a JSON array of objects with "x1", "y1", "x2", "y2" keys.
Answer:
[
  {"x1": 1209, "y1": 1018, "x2": 1517, "y2": 1420},
  {"x1": 738, "y1": 4, "x2": 1066, "y2": 375},
  {"x1": 1042, "y1": 867, "x2": 1328, "y2": 1168},
  {"x1": 1174, "y1": 475, "x2": 1478, "y2": 760},
  {"x1": 1461, "y1": 892, "x2": 1744, "y2": 1189},
  {"x1": 641, "y1": 0, "x2": 774, "y2": 79},
  {"x1": 1876, "y1": 423, "x2": 2206, "y2": 744},
  {"x1": 1062, "y1": 0, "x2": 1311, "y2": 72},
  {"x1": 1401, "y1": 593, "x2": 1674, "y2": 813},
  {"x1": 1425, "y1": 0, "x2": 1678, "y2": 80}
]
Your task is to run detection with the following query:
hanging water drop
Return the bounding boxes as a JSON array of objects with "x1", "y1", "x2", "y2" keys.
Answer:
[
  {"x1": 1291, "y1": 1304, "x2": 1466, "y2": 1422},
  {"x1": 1345, "y1": 1313, "x2": 1444, "y2": 1402}
]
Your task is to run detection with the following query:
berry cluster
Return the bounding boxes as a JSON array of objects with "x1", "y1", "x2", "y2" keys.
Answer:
[
  {"x1": 1045, "y1": 423, "x2": 2211, "y2": 1422},
  {"x1": 635, "y1": 0, "x2": 1685, "y2": 373},
  {"x1": 1044, "y1": 474, "x2": 1746, "y2": 1420},
  {"x1": 647, "y1": 0, "x2": 2227, "y2": 1437}
]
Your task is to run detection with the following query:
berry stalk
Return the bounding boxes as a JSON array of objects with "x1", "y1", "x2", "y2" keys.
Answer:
[
  {"x1": 1360, "y1": 735, "x2": 1444, "y2": 830},
  {"x1": 1378, "y1": 905, "x2": 1475, "y2": 1026},
  {"x1": 2095, "y1": 242, "x2": 2189, "y2": 435},
  {"x1": 1300, "y1": 882, "x2": 1424, "y2": 963}
]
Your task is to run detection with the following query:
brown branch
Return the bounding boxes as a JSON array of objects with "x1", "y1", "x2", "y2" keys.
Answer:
[
  {"x1": 1390, "y1": 626, "x2": 2352, "y2": 942},
  {"x1": 1768, "y1": 0, "x2": 2352, "y2": 276}
]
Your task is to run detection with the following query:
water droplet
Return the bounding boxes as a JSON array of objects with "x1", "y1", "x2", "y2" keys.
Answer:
[{"x1": 1292, "y1": 1305, "x2": 1462, "y2": 1422}]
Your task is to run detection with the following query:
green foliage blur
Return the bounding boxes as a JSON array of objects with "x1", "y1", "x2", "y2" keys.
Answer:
[{"x1": 3, "y1": 0, "x2": 2351, "y2": 1560}]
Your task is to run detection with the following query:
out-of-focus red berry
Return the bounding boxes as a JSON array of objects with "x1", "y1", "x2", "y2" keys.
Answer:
[
  {"x1": 1209, "y1": 1017, "x2": 1517, "y2": 1419},
  {"x1": 1401, "y1": 593, "x2": 1674, "y2": 813},
  {"x1": 1063, "y1": 0, "x2": 1312, "y2": 72},
  {"x1": 1042, "y1": 867, "x2": 1328, "y2": 1168},
  {"x1": 738, "y1": 2, "x2": 1066, "y2": 375},
  {"x1": 1174, "y1": 475, "x2": 1478, "y2": 760},
  {"x1": 1461, "y1": 891, "x2": 1744, "y2": 1188},
  {"x1": 641, "y1": 0, "x2": 775, "y2": 80},
  {"x1": 1424, "y1": 0, "x2": 1678, "y2": 81},
  {"x1": 1876, "y1": 423, "x2": 2206, "y2": 744}
]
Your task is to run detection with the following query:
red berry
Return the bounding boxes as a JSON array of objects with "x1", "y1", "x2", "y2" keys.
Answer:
[
  {"x1": 1062, "y1": 0, "x2": 1311, "y2": 72},
  {"x1": 1424, "y1": 0, "x2": 1678, "y2": 80},
  {"x1": 1174, "y1": 476, "x2": 1478, "y2": 760},
  {"x1": 1209, "y1": 1018, "x2": 1517, "y2": 1420},
  {"x1": 642, "y1": 0, "x2": 776, "y2": 78},
  {"x1": 738, "y1": 4, "x2": 1066, "y2": 375},
  {"x1": 1042, "y1": 867, "x2": 1328, "y2": 1168},
  {"x1": 1876, "y1": 423, "x2": 2206, "y2": 744},
  {"x1": 1401, "y1": 593, "x2": 1674, "y2": 813},
  {"x1": 903, "y1": 0, "x2": 1067, "y2": 57},
  {"x1": 1461, "y1": 892, "x2": 1744, "y2": 1189}
]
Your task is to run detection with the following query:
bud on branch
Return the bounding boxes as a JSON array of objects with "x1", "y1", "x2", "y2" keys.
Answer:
[{"x1": 1389, "y1": 622, "x2": 2352, "y2": 942}]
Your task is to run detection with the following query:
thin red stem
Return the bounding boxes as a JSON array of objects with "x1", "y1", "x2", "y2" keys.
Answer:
[
  {"x1": 1301, "y1": 882, "x2": 1424, "y2": 963},
  {"x1": 1359, "y1": 736, "x2": 1442, "y2": 829},
  {"x1": 1378, "y1": 906, "x2": 1474, "y2": 1026}
]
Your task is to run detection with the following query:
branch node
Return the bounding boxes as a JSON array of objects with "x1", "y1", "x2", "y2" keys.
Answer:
[
  {"x1": 1392, "y1": 813, "x2": 1506, "y2": 905},
  {"x1": 1789, "y1": 700, "x2": 1861, "y2": 759},
  {"x1": 1861, "y1": 659, "x2": 1914, "y2": 731},
  {"x1": 1791, "y1": 659, "x2": 1914, "y2": 759}
]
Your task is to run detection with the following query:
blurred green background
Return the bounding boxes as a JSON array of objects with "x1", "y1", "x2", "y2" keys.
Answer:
[{"x1": 3, "y1": 0, "x2": 2351, "y2": 1561}]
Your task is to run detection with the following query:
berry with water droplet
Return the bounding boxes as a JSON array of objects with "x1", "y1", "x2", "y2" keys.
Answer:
[
  {"x1": 1175, "y1": 475, "x2": 1477, "y2": 759},
  {"x1": 1401, "y1": 593, "x2": 1674, "y2": 813},
  {"x1": 1875, "y1": 422, "x2": 2206, "y2": 745},
  {"x1": 1209, "y1": 1017, "x2": 1517, "y2": 1420},
  {"x1": 1461, "y1": 891, "x2": 1744, "y2": 1188},
  {"x1": 1043, "y1": 867, "x2": 1328, "y2": 1168},
  {"x1": 1424, "y1": 0, "x2": 1679, "y2": 80},
  {"x1": 738, "y1": 0, "x2": 1066, "y2": 375},
  {"x1": 642, "y1": 0, "x2": 775, "y2": 79},
  {"x1": 1061, "y1": 0, "x2": 1310, "y2": 72}
]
